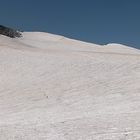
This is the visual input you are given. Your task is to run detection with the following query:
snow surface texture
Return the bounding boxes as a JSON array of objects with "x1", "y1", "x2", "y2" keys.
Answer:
[{"x1": 0, "y1": 32, "x2": 140, "y2": 140}]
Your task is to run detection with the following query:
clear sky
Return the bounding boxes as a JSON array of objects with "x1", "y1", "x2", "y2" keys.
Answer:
[{"x1": 0, "y1": 0, "x2": 140, "y2": 48}]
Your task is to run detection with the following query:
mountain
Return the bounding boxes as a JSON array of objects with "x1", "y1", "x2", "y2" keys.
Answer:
[{"x1": 0, "y1": 31, "x2": 140, "y2": 139}]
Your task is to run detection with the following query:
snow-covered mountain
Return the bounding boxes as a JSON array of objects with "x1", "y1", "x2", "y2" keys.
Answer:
[{"x1": 0, "y1": 32, "x2": 140, "y2": 140}]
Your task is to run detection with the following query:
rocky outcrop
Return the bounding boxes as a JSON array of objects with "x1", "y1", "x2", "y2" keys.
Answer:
[{"x1": 0, "y1": 25, "x2": 22, "y2": 38}]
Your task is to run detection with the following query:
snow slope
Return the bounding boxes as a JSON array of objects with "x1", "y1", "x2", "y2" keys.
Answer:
[{"x1": 0, "y1": 32, "x2": 140, "y2": 140}]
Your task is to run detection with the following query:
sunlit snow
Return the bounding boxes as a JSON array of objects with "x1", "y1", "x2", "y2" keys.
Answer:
[{"x1": 0, "y1": 32, "x2": 140, "y2": 139}]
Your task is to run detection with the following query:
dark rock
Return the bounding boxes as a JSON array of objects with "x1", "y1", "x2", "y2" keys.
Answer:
[{"x1": 0, "y1": 25, "x2": 22, "y2": 38}]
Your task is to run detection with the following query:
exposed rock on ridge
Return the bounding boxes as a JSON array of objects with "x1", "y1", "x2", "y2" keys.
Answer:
[{"x1": 0, "y1": 25, "x2": 22, "y2": 38}]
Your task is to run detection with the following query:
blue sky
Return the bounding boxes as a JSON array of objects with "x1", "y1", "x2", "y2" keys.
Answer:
[{"x1": 0, "y1": 0, "x2": 140, "y2": 48}]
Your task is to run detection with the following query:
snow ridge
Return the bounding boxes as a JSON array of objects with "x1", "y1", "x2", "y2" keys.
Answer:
[{"x1": 0, "y1": 31, "x2": 140, "y2": 139}]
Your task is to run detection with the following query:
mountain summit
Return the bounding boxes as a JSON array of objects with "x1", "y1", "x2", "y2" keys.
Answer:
[
  {"x1": 0, "y1": 25, "x2": 22, "y2": 38},
  {"x1": 0, "y1": 29, "x2": 140, "y2": 139}
]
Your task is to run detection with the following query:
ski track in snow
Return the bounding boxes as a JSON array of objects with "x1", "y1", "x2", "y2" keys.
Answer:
[{"x1": 0, "y1": 32, "x2": 140, "y2": 139}]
